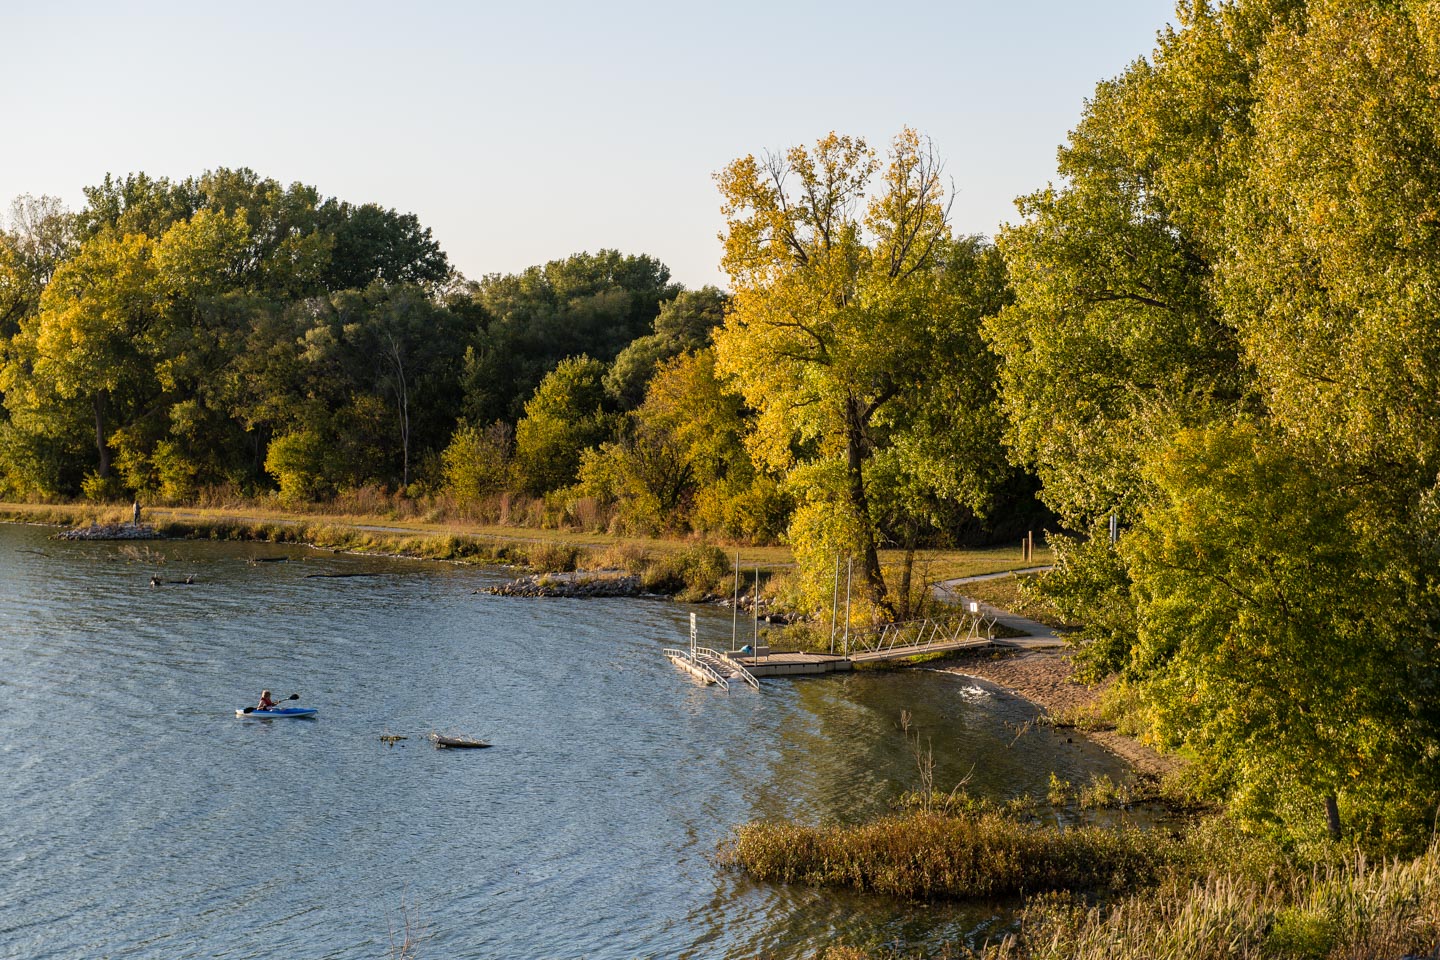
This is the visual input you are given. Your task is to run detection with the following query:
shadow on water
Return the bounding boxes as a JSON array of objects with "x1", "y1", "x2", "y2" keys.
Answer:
[{"x1": 0, "y1": 523, "x2": 1136, "y2": 960}]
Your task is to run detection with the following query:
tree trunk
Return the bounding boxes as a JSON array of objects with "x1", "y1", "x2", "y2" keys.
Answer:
[
  {"x1": 845, "y1": 395, "x2": 891, "y2": 616},
  {"x1": 384, "y1": 333, "x2": 411, "y2": 490},
  {"x1": 1324, "y1": 793, "x2": 1343, "y2": 841},
  {"x1": 93, "y1": 390, "x2": 111, "y2": 479},
  {"x1": 896, "y1": 525, "x2": 918, "y2": 622}
]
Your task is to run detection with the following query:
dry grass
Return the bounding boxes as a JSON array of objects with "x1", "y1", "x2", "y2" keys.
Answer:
[
  {"x1": 955, "y1": 573, "x2": 1073, "y2": 631},
  {"x1": 722, "y1": 811, "x2": 1173, "y2": 900},
  {"x1": 1, "y1": 501, "x2": 1049, "y2": 587},
  {"x1": 745, "y1": 822, "x2": 1440, "y2": 960},
  {"x1": 997, "y1": 842, "x2": 1440, "y2": 960},
  {"x1": 913, "y1": 546, "x2": 1053, "y2": 584}
]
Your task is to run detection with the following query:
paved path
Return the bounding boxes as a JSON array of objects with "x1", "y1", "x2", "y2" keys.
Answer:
[{"x1": 933, "y1": 567, "x2": 1065, "y2": 650}]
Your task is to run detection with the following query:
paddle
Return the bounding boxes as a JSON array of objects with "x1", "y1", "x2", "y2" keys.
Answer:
[{"x1": 242, "y1": 693, "x2": 299, "y2": 714}]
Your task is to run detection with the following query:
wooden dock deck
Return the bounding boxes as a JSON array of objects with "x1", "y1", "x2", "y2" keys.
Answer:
[
  {"x1": 728, "y1": 650, "x2": 853, "y2": 677},
  {"x1": 727, "y1": 636, "x2": 992, "y2": 678},
  {"x1": 671, "y1": 610, "x2": 1001, "y2": 684}
]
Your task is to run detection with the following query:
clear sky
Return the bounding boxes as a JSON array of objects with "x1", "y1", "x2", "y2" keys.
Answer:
[{"x1": 1, "y1": 1, "x2": 1178, "y2": 290}]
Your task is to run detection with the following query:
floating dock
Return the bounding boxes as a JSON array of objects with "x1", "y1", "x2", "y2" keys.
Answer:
[
  {"x1": 667, "y1": 610, "x2": 999, "y2": 683},
  {"x1": 727, "y1": 650, "x2": 853, "y2": 677}
]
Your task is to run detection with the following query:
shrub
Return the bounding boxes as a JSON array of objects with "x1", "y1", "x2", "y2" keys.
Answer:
[
  {"x1": 80, "y1": 471, "x2": 127, "y2": 503},
  {"x1": 641, "y1": 541, "x2": 731, "y2": 600},
  {"x1": 264, "y1": 431, "x2": 332, "y2": 504},
  {"x1": 526, "y1": 541, "x2": 579, "y2": 573},
  {"x1": 584, "y1": 542, "x2": 651, "y2": 574}
]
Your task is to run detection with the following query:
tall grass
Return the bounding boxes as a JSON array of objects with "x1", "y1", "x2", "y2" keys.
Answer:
[
  {"x1": 740, "y1": 814, "x2": 1440, "y2": 960},
  {"x1": 722, "y1": 811, "x2": 1173, "y2": 900},
  {"x1": 997, "y1": 841, "x2": 1440, "y2": 960}
]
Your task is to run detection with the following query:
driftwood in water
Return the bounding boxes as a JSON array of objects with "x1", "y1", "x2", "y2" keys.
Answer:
[
  {"x1": 249, "y1": 556, "x2": 291, "y2": 564},
  {"x1": 305, "y1": 572, "x2": 381, "y2": 579},
  {"x1": 429, "y1": 733, "x2": 491, "y2": 749}
]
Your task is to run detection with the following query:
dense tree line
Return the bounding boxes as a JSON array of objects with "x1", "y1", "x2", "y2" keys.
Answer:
[
  {"x1": 988, "y1": 0, "x2": 1440, "y2": 850},
  {"x1": 0, "y1": 166, "x2": 1029, "y2": 564}
]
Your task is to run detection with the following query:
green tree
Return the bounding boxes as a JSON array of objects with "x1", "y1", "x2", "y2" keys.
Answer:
[
  {"x1": 1125, "y1": 424, "x2": 1438, "y2": 844},
  {"x1": 715, "y1": 129, "x2": 1009, "y2": 615},
  {"x1": 442, "y1": 420, "x2": 513, "y2": 503},
  {"x1": 603, "y1": 286, "x2": 728, "y2": 408},
  {"x1": 988, "y1": 0, "x2": 1440, "y2": 848},
  {"x1": 578, "y1": 349, "x2": 777, "y2": 537},
  {"x1": 459, "y1": 250, "x2": 679, "y2": 423},
  {"x1": 512, "y1": 356, "x2": 616, "y2": 495},
  {"x1": 3, "y1": 231, "x2": 160, "y2": 488},
  {"x1": 259, "y1": 284, "x2": 467, "y2": 493},
  {"x1": 1, "y1": 195, "x2": 76, "y2": 334},
  {"x1": 985, "y1": 0, "x2": 1281, "y2": 669}
]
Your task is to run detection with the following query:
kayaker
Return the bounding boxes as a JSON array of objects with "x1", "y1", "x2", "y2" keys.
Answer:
[{"x1": 256, "y1": 690, "x2": 277, "y2": 711}]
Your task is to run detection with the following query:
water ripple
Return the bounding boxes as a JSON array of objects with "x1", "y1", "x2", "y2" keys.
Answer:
[{"x1": 0, "y1": 524, "x2": 1132, "y2": 959}]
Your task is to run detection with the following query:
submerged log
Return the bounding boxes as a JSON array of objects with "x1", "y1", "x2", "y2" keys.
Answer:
[{"x1": 429, "y1": 733, "x2": 491, "y2": 749}]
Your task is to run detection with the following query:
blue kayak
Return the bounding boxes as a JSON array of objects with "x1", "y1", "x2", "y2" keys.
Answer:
[{"x1": 236, "y1": 707, "x2": 318, "y2": 719}]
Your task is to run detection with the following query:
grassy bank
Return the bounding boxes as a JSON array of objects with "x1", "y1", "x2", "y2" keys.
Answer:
[
  {"x1": 954, "y1": 572, "x2": 1071, "y2": 632},
  {"x1": 809, "y1": 839, "x2": 1440, "y2": 960},
  {"x1": 0, "y1": 501, "x2": 1042, "y2": 608},
  {"x1": 727, "y1": 802, "x2": 1440, "y2": 960}
]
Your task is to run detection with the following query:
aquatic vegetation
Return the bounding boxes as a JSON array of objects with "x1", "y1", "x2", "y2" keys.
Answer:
[{"x1": 722, "y1": 811, "x2": 1174, "y2": 900}]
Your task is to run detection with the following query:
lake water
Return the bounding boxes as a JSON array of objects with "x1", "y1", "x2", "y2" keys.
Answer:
[{"x1": 0, "y1": 522, "x2": 1130, "y2": 959}]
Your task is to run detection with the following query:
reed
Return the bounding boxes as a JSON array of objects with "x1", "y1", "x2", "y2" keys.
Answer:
[
  {"x1": 767, "y1": 827, "x2": 1440, "y2": 960},
  {"x1": 524, "y1": 540, "x2": 581, "y2": 573},
  {"x1": 1000, "y1": 841, "x2": 1440, "y2": 960},
  {"x1": 721, "y1": 811, "x2": 1173, "y2": 900}
]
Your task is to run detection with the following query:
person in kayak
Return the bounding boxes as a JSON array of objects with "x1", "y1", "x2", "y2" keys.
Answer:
[{"x1": 256, "y1": 690, "x2": 277, "y2": 711}]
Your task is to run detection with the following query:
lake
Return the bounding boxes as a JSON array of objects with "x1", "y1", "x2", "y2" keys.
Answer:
[{"x1": 0, "y1": 522, "x2": 1130, "y2": 959}]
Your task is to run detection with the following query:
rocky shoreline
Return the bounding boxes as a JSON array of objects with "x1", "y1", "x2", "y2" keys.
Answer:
[
  {"x1": 482, "y1": 570, "x2": 650, "y2": 598},
  {"x1": 54, "y1": 522, "x2": 161, "y2": 541}
]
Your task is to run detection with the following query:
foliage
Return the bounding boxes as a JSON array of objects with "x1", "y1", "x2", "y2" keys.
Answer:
[
  {"x1": 441, "y1": 421, "x2": 513, "y2": 503},
  {"x1": 985, "y1": 0, "x2": 1440, "y2": 849},
  {"x1": 511, "y1": 356, "x2": 616, "y2": 495},
  {"x1": 1124, "y1": 423, "x2": 1440, "y2": 847},
  {"x1": 0, "y1": 169, "x2": 462, "y2": 501},
  {"x1": 639, "y1": 541, "x2": 732, "y2": 601},
  {"x1": 264, "y1": 430, "x2": 333, "y2": 503},
  {"x1": 603, "y1": 285, "x2": 728, "y2": 407},
  {"x1": 459, "y1": 250, "x2": 679, "y2": 424},
  {"x1": 715, "y1": 129, "x2": 1011, "y2": 617},
  {"x1": 578, "y1": 349, "x2": 778, "y2": 538}
]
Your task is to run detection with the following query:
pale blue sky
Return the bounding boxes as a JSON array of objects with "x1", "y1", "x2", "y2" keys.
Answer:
[{"x1": 2, "y1": 1, "x2": 1178, "y2": 289}]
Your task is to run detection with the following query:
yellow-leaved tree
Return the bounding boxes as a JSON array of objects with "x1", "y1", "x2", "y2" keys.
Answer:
[{"x1": 714, "y1": 130, "x2": 1009, "y2": 619}]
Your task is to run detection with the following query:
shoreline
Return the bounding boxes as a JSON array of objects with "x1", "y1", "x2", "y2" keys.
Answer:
[
  {"x1": 8, "y1": 505, "x2": 1176, "y2": 777},
  {"x1": 931, "y1": 645, "x2": 1183, "y2": 782}
]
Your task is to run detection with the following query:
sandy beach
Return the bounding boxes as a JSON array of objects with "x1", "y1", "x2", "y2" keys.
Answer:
[{"x1": 934, "y1": 644, "x2": 1183, "y2": 781}]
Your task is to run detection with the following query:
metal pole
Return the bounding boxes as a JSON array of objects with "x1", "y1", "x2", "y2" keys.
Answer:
[
  {"x1": 830, "y1": 553, "x2": 840, "y2": 655},
  {"x1": 754, "y1": 566, "x2": 761, "y2": 658},
  {"x1": 732, "y1": 550, "x2": 740, "y2": 652},
  {"x1": 843, "y1": 557, "x2": 853, "y2": 657}
]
